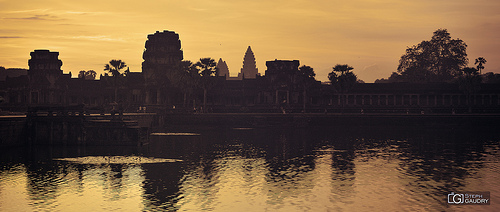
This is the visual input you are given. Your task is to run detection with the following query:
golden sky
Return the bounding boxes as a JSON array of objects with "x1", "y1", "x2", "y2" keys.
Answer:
[{"x1": 0, "y1": 0, "x2": 499, "y2": 82}]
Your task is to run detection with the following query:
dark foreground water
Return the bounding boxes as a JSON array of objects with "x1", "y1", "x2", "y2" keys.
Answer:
[{"x1": 1, "y1": 125, "x2": 499, "y2": 211}]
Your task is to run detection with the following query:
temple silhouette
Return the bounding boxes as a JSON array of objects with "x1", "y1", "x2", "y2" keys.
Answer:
[
  {"x1": 239, "y1": 46, "x2": 259, "y2": 79},
  {"x1": 1, "y1": 30, "x2": 500, "y2": 114},
  {"x1": 216, "y1": 46, "x2": 259, "y2": 80}
]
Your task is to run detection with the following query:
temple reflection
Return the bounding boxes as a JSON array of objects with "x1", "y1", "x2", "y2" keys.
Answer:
[{"x1": 0, "y1": 125, "x2": 499, "y2": 211}]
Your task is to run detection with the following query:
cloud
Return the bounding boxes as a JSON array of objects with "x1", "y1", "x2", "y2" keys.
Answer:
[
  {"x1": 0, "y1": 36, "x2": 24, "y2": 39},
  {"x1": 362, "y1": 64, "x2": 379, "y2": 72},
  {"x1": 5, "y1": 14, "x2": 64, "y2": 21},
  {"x1": 63, "y1": 11, "x2": 92, "y2": 15},
  {"x1": 3, "y1": 9, "x2": 50, "y2": 14},
  {"x1": 71, "y1": 35, "x2": 126, "y2": 42}
]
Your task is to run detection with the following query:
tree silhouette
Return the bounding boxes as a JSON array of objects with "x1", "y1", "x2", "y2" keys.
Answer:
[
  {"x1": 105, "y1": 60, "x2": 127, "y2": 77},
  {"x1": 328, "y1": 64, "x2": 357, "y2": 110},
  {"x1": 458, "y1": 67, "x2": 482, "y2": 112},
  {"x1": 329, "y1": 64, "x2": 357, "y2": 92},
  {"x1": 86, "y1": 70, "x2": 97, "y2": 80},
  {"x1": 194, "y1": 58, "x2": 217, "y2": 112},
  {"x1": 167, "y1": 60, "x2": 199, "y2": 108},
  {"x1": 482, "y1": 72, "x2": 500, "y2": 83},
  {"x1": 181, "y1": 60, "x2": 201, "y2": 108},
  {"x1": 78, "y1": 70, "x2": 85, "y2": 79},
  {"x1": 104, "y1": 60, "x2": 128, "y2": 101},
  {"x1": 475, "y1": 57, "x2": 487, "y2": 75},
  {"x1": 78, "y1": 70, "x2": 97, "y2": 80},
  {"x1": 297, "y1": 65, "x2": 316, "y2": 112},
  {"x1": 397, "y1": 29, "x2": 468, "y2": 82}
]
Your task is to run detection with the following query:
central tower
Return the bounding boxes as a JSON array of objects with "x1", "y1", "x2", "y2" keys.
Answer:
[
  {"x1": 141, "y1": 30, "x2": 183, "y2": 104},
  {"x1": 238, "y1": 46, "x2": 258, "y2": 79},
  {"x1": 142, "y1": 30, "x2": 183, "y2": 81}
]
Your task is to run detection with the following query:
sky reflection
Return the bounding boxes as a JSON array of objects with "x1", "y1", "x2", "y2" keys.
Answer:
[
  {"x1": 0, "y1": 126, "x2": 499, "y2": 211},
  {"x1": 0, "y1": 163, "x2": 145, "y2": 211}
]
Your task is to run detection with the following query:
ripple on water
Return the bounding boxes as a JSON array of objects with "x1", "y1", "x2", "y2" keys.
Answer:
[
  {"x1": 53, "y1": 156, "x2": 182, "y2": 164},
  {"x1": 150, "y1": 132, "x2": 200, "y2": 136}
]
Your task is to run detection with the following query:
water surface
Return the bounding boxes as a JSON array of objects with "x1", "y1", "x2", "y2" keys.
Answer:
[{"x1": 1, "y1": 125, "x2": 499, "y2": 211}]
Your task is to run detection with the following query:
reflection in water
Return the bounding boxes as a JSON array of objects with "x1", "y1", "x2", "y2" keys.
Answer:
[
  {"x1": 0, "y1": 126, "x2": 499, "y2": 211},
  {"x1": 150, "y1": 132, "x2": 200, "y2": 136},
  {"x1": 0, "y1": 162, "x2": 145, "y2": 211},
  {"x1": 54, "y1": 156, "x2": 182, "y2": 164}
]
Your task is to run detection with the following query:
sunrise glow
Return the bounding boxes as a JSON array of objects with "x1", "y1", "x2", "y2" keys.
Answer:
[{"x1": 1, "y1": 0, "x2": 499, "y2": 82}]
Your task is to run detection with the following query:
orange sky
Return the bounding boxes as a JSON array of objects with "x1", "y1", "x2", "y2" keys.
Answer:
[{"x1": 1, "y1": 0, "x2": 499, "y2": 82}]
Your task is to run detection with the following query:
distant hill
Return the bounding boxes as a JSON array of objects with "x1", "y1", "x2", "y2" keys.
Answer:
[{"x1": 0, "y1": 66, "x2": 27, "y2": 81}]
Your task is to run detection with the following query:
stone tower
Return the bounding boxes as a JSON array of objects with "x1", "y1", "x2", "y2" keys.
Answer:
[
  {"x1": 142, "y1": 30, "x2": 183, "y2": 81},
  {"x1": 239, "y1": 46, "x2": 258, "y2": 79},
  {"x1": 28, "y1": 50, "x2": 63, "y2": 87},
  {"x1": 216, "y1": 58, "x2": 230, "y2": 79},
  {"x1": 141, "y1": 30, "x2": 183, "y2": 104},
  {"x1": 26, "y1": 49, "x2": 64, "y2": 104},
  {"x1": 28, "y1": 50, "x2": 63, "y2": 76}
]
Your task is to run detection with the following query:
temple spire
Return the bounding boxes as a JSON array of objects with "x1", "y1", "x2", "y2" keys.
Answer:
[
  {"x1": 239, "y1": 46, "x2": 258, "y2": 79},
  {"x1": 216, "y1": 58, "x2": 230, "y2": 79}
]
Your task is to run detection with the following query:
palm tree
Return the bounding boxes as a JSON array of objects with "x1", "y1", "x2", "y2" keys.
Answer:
[
  {"x1": 195, "y1": 58, "x2": 217, "y2": 112},
  {"x1": 458, "y1": 67, "x2": 482, "y2": 113},
  {"x1": 104, "y1": 60, "x2": 127, "y2": 102},
  {"x1": 475, "y1": 57, "x2": 487, "y2": 75},
  {"x1": 297, "y1": 65, "x2": 316, "y2": 112},
  {"x1": 169, "y1": 60, "x2": 198, "y2": 108},
  {"x1": 105, "y1": 60, "x2": 127, "y2": 77}
]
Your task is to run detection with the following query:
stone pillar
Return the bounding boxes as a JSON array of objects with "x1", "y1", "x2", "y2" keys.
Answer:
[
  {"x1": 286, "y1": 90, "x2": 290, "y2": 105},
  {"x1": 145, "y1": 91, "x2": 151, "y2": 104},
  {"x1": 157, "y1": 89, "x2": 162, "y2": 105},
  {"x1": 275, "y1": 90, "x2": 279, "y2": 104}
]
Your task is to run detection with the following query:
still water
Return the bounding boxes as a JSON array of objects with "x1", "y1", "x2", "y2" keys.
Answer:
[{"x1": 1, "y1": 125, "x2": 499, "y2": 211}]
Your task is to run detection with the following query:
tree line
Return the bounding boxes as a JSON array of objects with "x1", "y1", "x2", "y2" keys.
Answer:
[
  {"x1": 91, "y1": 28, "x2": 497, "y2": 110},
  {"x1": 96, "y1": 57, "x2": 357, "y2": 112},
  {"x1": 376, "y1": 28, "x2": 498, "y2": 84}
]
